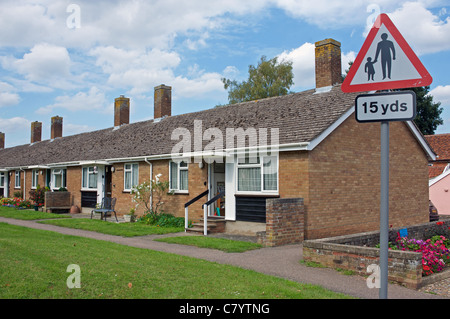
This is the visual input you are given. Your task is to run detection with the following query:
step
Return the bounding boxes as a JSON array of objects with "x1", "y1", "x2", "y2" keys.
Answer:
[{"x1": 186, "y1": 217, "x2": 226, "y2": 234}]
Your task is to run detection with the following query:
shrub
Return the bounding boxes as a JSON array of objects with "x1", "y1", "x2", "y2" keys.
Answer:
[
  {"x1": 138, "y1": 212, "x2": 187, "y2": 228},
  {"x1": 131, "y1": 174, "x2": 173, "y2": 218},
  {"x1": 29, "y1": 185, "x2": 47, "y2": 206}
]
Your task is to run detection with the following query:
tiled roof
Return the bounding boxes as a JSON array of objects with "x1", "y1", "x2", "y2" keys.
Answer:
[
  {"x1": 425, "y1": 133, "x2": 450, "y2": 161},
  {"x1": 0, "y1": 85, "x2": 360, "y2": 169}
]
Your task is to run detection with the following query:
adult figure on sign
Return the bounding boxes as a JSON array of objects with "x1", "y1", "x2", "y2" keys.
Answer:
[{"x1": 373, "y1": 33, "x2": 396, "y2": 80}]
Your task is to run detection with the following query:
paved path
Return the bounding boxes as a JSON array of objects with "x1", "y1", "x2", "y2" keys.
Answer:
[{"x1": 0, "y1": 216, "x2": 447, "y2": 299}]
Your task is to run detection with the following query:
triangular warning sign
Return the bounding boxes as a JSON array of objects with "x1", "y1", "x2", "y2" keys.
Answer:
[{"x1": 342, "y1": 13, "x2": 432, "y2": 93}]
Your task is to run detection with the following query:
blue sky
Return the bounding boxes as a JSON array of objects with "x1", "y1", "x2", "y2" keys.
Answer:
[{"x1": 1, "y1": 0, "x2": 449, "y2": 148}]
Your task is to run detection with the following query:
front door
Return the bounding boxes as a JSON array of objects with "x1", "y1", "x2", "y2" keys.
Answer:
[
  {"x1": 209, "y1": 162, "x2": 225, "y2": 217},
  {"x1": 105, "y1": 166, "x2": 112, "y2": 198}
]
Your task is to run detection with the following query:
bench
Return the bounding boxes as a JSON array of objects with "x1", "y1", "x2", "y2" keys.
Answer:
[{"x1": 45, "y1": 191, "x2": 71, "y2": 213}]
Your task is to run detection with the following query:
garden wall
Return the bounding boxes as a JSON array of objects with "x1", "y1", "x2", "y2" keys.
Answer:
[
  {"x1": 257, "y1": 198, "x2": 305, "y2": 247},
  {"x1": 303, "y1": 220, "x2": 450, "y2": 289}
]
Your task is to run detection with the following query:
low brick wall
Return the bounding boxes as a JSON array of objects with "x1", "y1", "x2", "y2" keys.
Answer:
[
  {"x1": 303, "y1": 220, "x2": 450, "y2": 289},
  {"x1": 258, "y1": 198, "x2": 305, "y2": 247}
]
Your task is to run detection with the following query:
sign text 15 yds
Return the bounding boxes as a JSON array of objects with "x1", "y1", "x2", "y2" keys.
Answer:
[{"x1": 355, "y1": 91, "x2": 416, "y2": 123}]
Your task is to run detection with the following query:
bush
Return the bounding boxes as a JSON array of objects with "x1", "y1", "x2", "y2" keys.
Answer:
[
  {"x1": 138, "y1": 212, "x2": 187, "y2": 228},
  {"x1": 29, "y1": 185, "x2": 47, "y2": 206}
]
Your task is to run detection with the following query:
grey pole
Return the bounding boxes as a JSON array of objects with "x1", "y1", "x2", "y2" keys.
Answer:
[{"x1": 379, "y1": 121, "x2": 389, "y2": 299}]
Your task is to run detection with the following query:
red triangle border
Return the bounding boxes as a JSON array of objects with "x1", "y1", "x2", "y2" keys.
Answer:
[{"x1": 342, "y1": 14, "x2": 432, "y2": 93}]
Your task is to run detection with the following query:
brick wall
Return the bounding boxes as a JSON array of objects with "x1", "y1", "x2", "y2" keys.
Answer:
[
  {"x1": 306, "y1": 114, "x2": 429, "y2": 239},
  {"x1": 149, "y1": 160, "x2": 208, "y2": 222},
  {"x1": 262, "y1": 197, "x2": 305, "y2": 247}
]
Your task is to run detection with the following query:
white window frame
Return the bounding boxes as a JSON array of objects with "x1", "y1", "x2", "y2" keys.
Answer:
[
  {"x1": 51, "y1": 168, "x2": 66, "y2": 190},
  {"x1": 123, "y1": 163, "x2": 139, "y2": 192},
  {"x1": 31, "y1": 169, "x2": 39, "y2": 189},
  {"x1": 169, "y1": 161, "x2": 188, "y2": 193},
  {"x1": 15, "y1": 171, "x2": 21, "y2": 189},
  {"x1": 0, "y1": 172, "x2": 5, "y2": 188},
  {"x1": 81, "y1": 166, "x2": 98, "y2": 190},
  {"x1": 236, "y1": 154, "x2": 278, "y2": 195}
]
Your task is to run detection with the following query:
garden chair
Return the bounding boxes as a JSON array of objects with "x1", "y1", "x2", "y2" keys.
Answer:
[{"x1": 90, "y1": 197, "x2": 118, "y2": 222}]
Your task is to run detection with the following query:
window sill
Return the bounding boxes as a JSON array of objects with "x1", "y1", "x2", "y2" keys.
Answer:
[
  {"x1": 171, "y1": 190, "x2": 189, "y2": 195},
  {"x1": 235, "y1": 193, "x2": 279, "y2": 198}
]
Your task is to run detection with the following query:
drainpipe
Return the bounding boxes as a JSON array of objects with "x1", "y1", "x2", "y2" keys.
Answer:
[{"x1": 144, "y1": 158, "x2": 153, "y2": 211}]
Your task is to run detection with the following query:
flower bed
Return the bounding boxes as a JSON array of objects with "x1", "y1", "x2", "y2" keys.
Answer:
[
  {"x1": 1, "y1": 197, "x2": 33, "y2": 209},
  {"x1": 379, "y1": 222, "x2": 450, "y2": 277},
  {"x1": 303, "y1": 219, "x2": 450, "y2": 289}
]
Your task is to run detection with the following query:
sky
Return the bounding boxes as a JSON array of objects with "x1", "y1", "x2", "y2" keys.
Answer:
[{"x1": 0, "y1": 0, "x2": 449, "y2": 148}]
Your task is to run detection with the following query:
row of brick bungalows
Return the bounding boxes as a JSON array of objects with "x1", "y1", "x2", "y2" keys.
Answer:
[{"x1": 0, "y1": 39, "x2": 436, "y2": 244}]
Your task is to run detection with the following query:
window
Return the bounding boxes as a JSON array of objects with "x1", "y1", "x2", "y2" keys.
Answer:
[
  {"x1": 15, "y1": 171, "x2": 21, "y2": 188},
  {"x1": 0, "y1": 173, "x2": 4, "y2": 188},
  {"x1": 237, "y1": 155, "x2": 278, "y2": 193},
  {"x1": 52, "y1": 168, "x2": 66, "y2": 190},
  {"x1": 170, "y1": 161, "x2": 188, "y2": 192},
  {"x1": 82, "y1": 166, "x2": 98, "y2": 189},
  {"x1": 31, "y1": 170, "x2": 39, "y2": 189},
  {"x1": 124, "y1": 163, "x2": 139, "y2": 191}
]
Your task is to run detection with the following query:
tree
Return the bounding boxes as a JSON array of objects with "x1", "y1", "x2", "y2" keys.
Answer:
[
  {"x1": 400, "y1": 86, "x2": 443, "y2": 135},
  {"x1": 222, "y1": 55, "x2": 294, "y2": 104}
]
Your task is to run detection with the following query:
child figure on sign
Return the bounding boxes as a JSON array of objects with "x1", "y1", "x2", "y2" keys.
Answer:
[{"x1": 365, "y1": 57, "x2": 376, "y2": 81}]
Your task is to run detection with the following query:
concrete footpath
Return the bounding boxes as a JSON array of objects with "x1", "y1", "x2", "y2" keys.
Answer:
[{"x1": 0, "y1": 216, "x2": 447, "y2": 299}]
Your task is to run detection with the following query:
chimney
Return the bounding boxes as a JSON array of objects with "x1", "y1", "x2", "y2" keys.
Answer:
[
  {"x1": 31, "y1": 121, "x2": 42, "y2": 144},
  {"x1": 0, "y1": 132, "x2": 4, "y2": 149},
  {"x1": 315, "y1": 38, "x2": 342, "y2": 89},
  {"x1": 114, "y1": 95, "x2": 130, "y2": 127},
  {"x1": 154, "y1": 84, "x2": 172, "y2": 119},
  {"x1": 51, "y1": 116, "x2": 63, "y2": 139}
]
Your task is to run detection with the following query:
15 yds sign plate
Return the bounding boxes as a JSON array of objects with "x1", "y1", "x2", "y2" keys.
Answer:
[{"x1": 355, "y1": 91, "x2": 416, "y2": 123}]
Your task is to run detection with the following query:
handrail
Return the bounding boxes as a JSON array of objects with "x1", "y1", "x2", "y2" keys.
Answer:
[
  {"x1": 202, "y1": 191, "x2": 225, "y2": 235},
  {"x1": 184, "y1": 189, "x2": 209, "y2": 231},
  {"x1": 184, "y1": 189, "x2": 209, "y2": 208},
  {"x1": 202, "y1": 191, "x2": 225, "y2": 208}
]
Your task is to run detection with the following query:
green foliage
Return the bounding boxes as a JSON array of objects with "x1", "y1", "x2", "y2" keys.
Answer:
[
  {"x1": 222, "y1": 55, "x2": 294, "y2": 104},
  {"x1": 137, "y1": 212, "x2": 187, "y2": 228},
  {"x1": 29, "y1": 185, "x2": 47, "y2": 206},
  {"x1": 131, "y1": 174, "x2": 173, "y2": 218},
  {"x1": 399, "y1": 86, "x2": 443, "y2": 135}
]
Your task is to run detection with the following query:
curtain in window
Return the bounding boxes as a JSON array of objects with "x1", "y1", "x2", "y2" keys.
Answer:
[
  {"x1": 82, "y1": 168, "x2": 87, "y2": 188},
  {"x1": 170, "y1": 162, "x2": 178, "y2": 189},
  {"x1": 89, "y1": 169, "x2": 97, "y2": 189},
  {"x1": 263, "y1": 156, "x2": 277, "y2": 191},
  {"x1": 180, "y1": 169, "x2": 188, "y2": 190},
  {"x1": 238, "y1": 167, "x2": 261, "y2": 191},
  {"x1": 132, "y1": 164, "x2": 139, "y2": 188}
]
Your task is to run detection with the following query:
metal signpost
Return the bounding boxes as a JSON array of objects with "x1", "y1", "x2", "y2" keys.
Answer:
[{"x1": 342, "y1": 13, "x2": 432, "y2": 299}]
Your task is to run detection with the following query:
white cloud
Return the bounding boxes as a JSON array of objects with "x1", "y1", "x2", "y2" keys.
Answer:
[
  {"x1": 0, "y1": 82, "x2": 20, "y2": 107},
  {"x1": 430, "y1": 85, "x2": 450, "y2": 106},
  {"x1": 389, "y1": 2, "x2": 450, "y2": 55},
  {"x1": 0, "y1": 117, "x2": 30, "y2": 133},
  {"x1": 2, "y1": 43, "x2": 75, "y2": 90},
  {"x1": 36, "y1": 87, "x2": 108, "y2": 114},
  {"x1": 277, "y1": 43, "x2": 315, "y2": 88}
]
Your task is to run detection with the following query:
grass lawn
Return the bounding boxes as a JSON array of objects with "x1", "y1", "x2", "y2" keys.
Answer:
[
  {"x1": 0, "y1": 206, "x2": 71, "y2": 220},
  {"x1": 0, "y1": 222, "x2": 353, "y2": 299},
  {"x1": 38, "y1": 218, "x2": 184, "y2": 237},
  {"x1": 155, "y1": 236, "x2": 263, "y2": 253}
]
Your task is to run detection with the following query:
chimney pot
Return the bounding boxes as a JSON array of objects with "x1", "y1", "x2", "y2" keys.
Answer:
[
  {"x1": 0, "y1": 132, "x2": 4, "y2": 149},
  {"x1": 51, "y1": 116, "x2": 63, "y2": 139},
  {"x1": 315, "y1": 38, "x2": 342, "y2": 89},
  {"x1": 31, "y1": 121, "x2": 42, "y2": 143},
  {"x1": 114, "y1": 95, "x2": 130, "y2": 127},
  {"x1": 154, "y1": 84, "x2": 172, "y2": 119}
]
